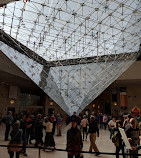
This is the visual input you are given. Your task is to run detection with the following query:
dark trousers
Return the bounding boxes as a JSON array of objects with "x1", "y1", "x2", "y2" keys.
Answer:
[
  {"x1": 22, "y1": 134, "x2": 26, "y2": 154},
  {"x1": 52, "y1": 122, "x2": 56, "y2": 135},
  {"x1": 82, "y1": 127, "x2": 87, "y2": 140},
  {"x1": 44, "y1": 132, "x2": 55, "y2": 147},
  {"x1": 68, "y1": 154, "x2": 80, "y2": 158},
  {"x1": 5, "y1": 124, "x2": 11, "y2": 141},
  {"x1": 26, "y1": 129, "x2": 32, "y2": 144},
  {"x1": 100, "y1": 122, "x2": 103, "y2": 128},
  {"x1": 34, "y1": 132, "x2": 43, "y2": 147},
  {"x1": 116, "y1": 145, "x2": 125, "y2": 158},
  {"x1": 103, "y1": 122, "x2": 107, "y2": 130},
  {"x1": 9, "y1": 151, "x2": 20, "y2": 158},
  {"x1": 110, "y1": 129, "x2": 115, "y2": 139},
  {"x1": 129, "y1": 150, "x2": 138, "y2": 158}
]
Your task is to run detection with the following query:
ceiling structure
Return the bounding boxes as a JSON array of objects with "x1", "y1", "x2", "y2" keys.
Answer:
[{"x1": 0, "y1": 0, "x2": 141, "y2": 115}]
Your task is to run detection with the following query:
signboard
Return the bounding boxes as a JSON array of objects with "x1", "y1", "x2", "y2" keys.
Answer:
[
  {"x1": 120, "y1": 87, "x2": 127, "y2": 109},
  {"x1": 119, "y1": 127, "x2": 132, "y2": 150},
  {"x1": 131, "y1": 106, "x2": 140, "y2": 116}
]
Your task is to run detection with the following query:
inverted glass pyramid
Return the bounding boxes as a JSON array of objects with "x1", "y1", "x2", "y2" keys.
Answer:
[{"x1": 0, "y1": 0, "x2": 141, "y2": 115}]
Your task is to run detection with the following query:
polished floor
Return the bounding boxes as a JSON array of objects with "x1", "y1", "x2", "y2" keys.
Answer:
[{"x1": 0, "y1": 123, "x2": 138, "y2": 158}]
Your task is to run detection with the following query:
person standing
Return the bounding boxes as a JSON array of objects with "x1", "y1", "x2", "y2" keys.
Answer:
[
  {"x1": 5, "y1": 111, "x2": 14, "y2": 141},
  {"x1": 8, "y1": 122, "x2": 23, "y2": 158},
  {"x1": 81, "y1": 115, "x2": 88, "y2": 141},
  {"x1": 66, "y1": 116, "x2": 83, "y2": 158},
  {"x1": 43, "y1": 117, "x2": 55, "y2": 150},
  {"x1": 20, "y1": 114, "x2": 27, "y2": 156},
  {"x1": 99, "y1": 113, "x2": 103, "y2": 128},
  {"x1": 123, "y1": 114, "x2": 132, "y2": 129},
  {"x1": 114, "y1": 120, "x2": 125, "y2": 158},
  {"x1": 34, "y1": 114, "x2": 43, "y2": 147},
  {"x1": 125, "y1": 118, "x2": 140, "y2": 158},
  {"x1": 50, "y1": 113, "x2": 57, "y2": 135},
  {"x1": 56, "y1": 114, "x2": 63, "y2": 136},
  {"x1": 88, "y1": 116, "x2": 100, "y2": 156},
  {"x1": 25, "y1": 115, "x2": 33, "y2": 145}
]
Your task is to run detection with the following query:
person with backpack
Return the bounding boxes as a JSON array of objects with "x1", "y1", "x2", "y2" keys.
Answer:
[
  {"x1": 112, "y1": 120, "x2": 125, "y2": 158},
  {"x1": 8, "y1": 121, "x2": 23, "y2": 158}
]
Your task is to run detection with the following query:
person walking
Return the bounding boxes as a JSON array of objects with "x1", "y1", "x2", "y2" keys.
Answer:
[
  {"x1": 66, "y1": 116, "x2": 83, "y2": 158},
  {"x1": 103, "y1": 114, "x2": 108, "y2": 130},
  {"x1": 81, "y1": 115, "x2": 88, "y2": 141},
  {"x1": 108, "y1": 117, "x2": 116, "y2": 139},
  {"x1": 5, "y1": 111, "x2": 14, "y2": 141},
  {"x1": 88, "y1": 116, "x2": 100, "y2": 156}
]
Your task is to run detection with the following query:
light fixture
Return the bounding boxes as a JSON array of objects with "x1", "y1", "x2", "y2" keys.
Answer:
[
  {"x1": 92, "y1": 104, "x2": 96, "y2": 108},
  {"x1": 50, "y1": 101, "x2": 53, "y2": 106},
  {"x1": 10, "y1": 99, "x2": 15, "y2": 104},
  {"x1": 113, "y1": 102, "x2": 117, "y2": 106},
  {"x1": 98, "y1": 105, "x2": 100, "y2": 109},
  {"x1": 23, "y1": 0, "x2": 29, "y2": 3}
]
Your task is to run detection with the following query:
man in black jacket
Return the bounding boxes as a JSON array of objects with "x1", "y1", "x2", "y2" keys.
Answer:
[
  {"x1": 66, "y1": 116, "x2": 83, "y2": 158},
  {"x1": 88, "y1": 116, "x2": 100, "y2": 156}
]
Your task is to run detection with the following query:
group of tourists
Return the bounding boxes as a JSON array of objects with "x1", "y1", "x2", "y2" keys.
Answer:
[
  {"x1": 66, "y1": 112, "x2": 141, "y2": 158},
  {"x1": 108, "y1": 115, "x2": 141, "y2": 158},
  {"x1": 3, "y1": 111, "x2": 63, "y2": 158},
  {"x1": 1, "y1": 111, "x2": 141, "y2": 158}
]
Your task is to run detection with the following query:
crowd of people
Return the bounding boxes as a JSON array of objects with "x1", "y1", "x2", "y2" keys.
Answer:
[
  {"x1": 2, "y1": 111, "x2": 62, "y2": 158},
  {"x1": 0, "y1": 111, "x2": 141, "y2": 158}
]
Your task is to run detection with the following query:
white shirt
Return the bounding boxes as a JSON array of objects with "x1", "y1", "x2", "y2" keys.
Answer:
[
  {"x1": 43, "y1": 121, "x2": 53, "y2": 132},
  {"x1": 81, "y1": 118, "x2": 88, "y2": 127},
  {"x1": 108, "y1": 120, "x2": 116, "y2": 128}
]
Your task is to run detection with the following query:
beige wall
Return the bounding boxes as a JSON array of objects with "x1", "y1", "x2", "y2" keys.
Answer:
[
  {"x1": 118, "y1": 61, "x2": 141, "y2": 80},
  {"x1": 127, "y1": 85, "x2": 141, "y2": 111},
  {"x1": 0, "y1": 83, "x2": 20, "y2": 117}
]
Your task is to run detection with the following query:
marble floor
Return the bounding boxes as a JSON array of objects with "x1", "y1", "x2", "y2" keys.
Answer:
[{"x1": 0, "y1": 123, "x2": 138, "y2": 158}]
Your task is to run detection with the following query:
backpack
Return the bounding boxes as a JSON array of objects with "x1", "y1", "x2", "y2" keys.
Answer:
[{"x1": 112, "y1": 132, "x2": 119, "y2": 146}]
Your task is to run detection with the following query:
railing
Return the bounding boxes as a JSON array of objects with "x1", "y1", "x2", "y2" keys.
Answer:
[{"x1": 0, "y1": 145, "x2": 141, "y2": 158}]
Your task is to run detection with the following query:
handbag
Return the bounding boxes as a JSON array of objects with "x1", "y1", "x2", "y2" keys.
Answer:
[
  {"x1": 8, "y1": 130, "x2": 22, "y2": 152},
  {"x1": 8, "y1": 143, "x2": 22, "y2": 152}
]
